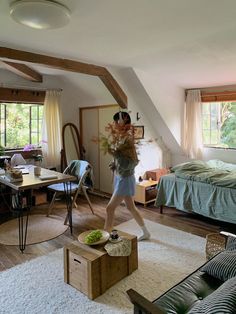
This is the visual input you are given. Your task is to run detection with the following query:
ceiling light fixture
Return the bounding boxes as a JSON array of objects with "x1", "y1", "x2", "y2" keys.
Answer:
[{"x1": 10, "y1": 0, "x2": 71, "y2": 30}]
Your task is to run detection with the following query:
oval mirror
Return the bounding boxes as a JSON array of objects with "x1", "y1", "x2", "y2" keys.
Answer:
[{"x1": 61, "y1": 123, "x2": 84, "y2": 171}]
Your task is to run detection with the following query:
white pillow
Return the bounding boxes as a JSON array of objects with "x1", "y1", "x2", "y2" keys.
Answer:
[{"x1": 206, "y1": 160, "x2": 236, "y2": 172}]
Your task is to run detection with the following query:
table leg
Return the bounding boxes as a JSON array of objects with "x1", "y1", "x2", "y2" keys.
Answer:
[
  {"x1": 12, "y1": 191, "x2": 31, "y2": 253},
  {"x1": 63, "y1": 182, "x2": 73, "y2": 234}
]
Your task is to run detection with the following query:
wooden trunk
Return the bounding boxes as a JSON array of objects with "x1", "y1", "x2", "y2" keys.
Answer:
[{"x1": 64, "y1": 232, "x2": 138, "y2": 299}]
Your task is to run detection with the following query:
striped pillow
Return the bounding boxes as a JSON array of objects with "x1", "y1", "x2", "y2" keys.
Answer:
[
  {"x1": 201, "y1": 250, "x2": 236, "y2": 281},
  {"x1": 188, "y1": 276, "x2": 236, "y2": 314},
  {"x1": 188, "y1": 277, "x2": 236, "y2": 314},
  {"x1": 226, "y1": 236, "x2": 236, "y2": 251}
]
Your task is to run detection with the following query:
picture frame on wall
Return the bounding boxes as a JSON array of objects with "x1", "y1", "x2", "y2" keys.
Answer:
[{"x1": 134, "y1": 126, "x2": 144, "y2": 139}]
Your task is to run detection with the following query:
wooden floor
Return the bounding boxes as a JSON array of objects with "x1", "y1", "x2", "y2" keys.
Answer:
[{"x1": 0, "y1": 191, "x2": 235, "y2": 271}]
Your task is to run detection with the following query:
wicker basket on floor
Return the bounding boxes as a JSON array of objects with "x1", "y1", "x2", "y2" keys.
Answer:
[{"x1": 205, "y1": 233, "x2": 226, "y2": 260}]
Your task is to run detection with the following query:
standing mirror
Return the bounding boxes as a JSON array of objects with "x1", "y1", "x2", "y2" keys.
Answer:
[{"x1": 61, "y1": 123, "x2": 85, "y2": 171}]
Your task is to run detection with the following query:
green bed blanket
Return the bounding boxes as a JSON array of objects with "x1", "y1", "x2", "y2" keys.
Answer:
[
  {"x1": 155, "y1": 173, "x2": 236, "y2": 224},
  {"x1": 171, "y1": 160, "x2": 236, "y2": 189}
]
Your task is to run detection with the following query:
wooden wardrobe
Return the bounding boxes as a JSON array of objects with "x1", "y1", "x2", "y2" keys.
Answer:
[{"x1": 80, "y1": 104, "x2": 119, "y2": 194}]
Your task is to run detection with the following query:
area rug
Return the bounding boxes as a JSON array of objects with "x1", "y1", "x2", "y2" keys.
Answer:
[
  {"x1": 0, "y1": 219, "x2": 206, "y2": 314},
  {"x1": 0, "y1": 214, "x2": 68, "y2": 245}
]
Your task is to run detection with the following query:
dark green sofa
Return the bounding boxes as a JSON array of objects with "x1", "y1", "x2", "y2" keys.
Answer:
[{"x1": 127, "y1": 232, "x2": 236, "y2": 314}]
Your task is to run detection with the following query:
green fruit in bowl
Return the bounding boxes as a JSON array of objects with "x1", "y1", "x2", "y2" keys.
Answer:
[{"x1": 85, "y1": 230, "x2": 103, "y2": 244}]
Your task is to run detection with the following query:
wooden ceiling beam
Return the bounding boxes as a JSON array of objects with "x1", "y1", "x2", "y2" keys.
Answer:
[
  {"x1": 100, "y1": 69, "x2": 127, "y2": 109},
  {"x1": 0, "y1": 47, "x2": 127, "y2": 108},
  {"x1": 0, "y1": 87, "x2": 45, "y2": 103},
  {"x1": 2, "y1": 61, "x2": 43, "y2": 82}
]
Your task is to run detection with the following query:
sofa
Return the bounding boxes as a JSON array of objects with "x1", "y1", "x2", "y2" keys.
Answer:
[{"x1": 127, "y1": 232, "x2": 236, "y2": 314}]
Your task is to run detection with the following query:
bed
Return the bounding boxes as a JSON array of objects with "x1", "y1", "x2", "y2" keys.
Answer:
[{"x1": 155, "y1": 160, "x2": 236, "y2": 224}]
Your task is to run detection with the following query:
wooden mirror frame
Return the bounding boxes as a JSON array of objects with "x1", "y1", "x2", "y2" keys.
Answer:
[{"x1": 61, "y1": 123, "x2": 85, "y2": 171}]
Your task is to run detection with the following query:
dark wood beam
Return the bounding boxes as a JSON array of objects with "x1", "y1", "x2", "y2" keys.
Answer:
[
  {"x1": 99, "y1": 69, "x2": 127, "y2": 110},
  {"x1": 0, "y1": 47, "x2": 127, "y2": 108},
  {"x1": 0, "y1": 87, "x2": 45, "y2": 103},
  {"x1": 2, "y1": 61, "x2": 43, "y2": 82}
]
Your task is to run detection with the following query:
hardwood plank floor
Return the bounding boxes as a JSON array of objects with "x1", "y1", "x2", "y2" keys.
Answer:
[{"x1": 0, "y1": 191, "x2": 235, "y2": 271}]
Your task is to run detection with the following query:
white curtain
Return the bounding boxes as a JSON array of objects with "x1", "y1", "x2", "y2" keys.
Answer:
[
  {"x1": 183, "y1": 90, "x2": 203, "y2": 159},
  {"x1": 41, "y1": 90, "x2": 62, "y2": 169}
]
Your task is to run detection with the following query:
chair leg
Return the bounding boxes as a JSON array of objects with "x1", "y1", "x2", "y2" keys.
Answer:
[
  {"x1": 64, "y1": 197, "x2": 73, "y2": 226},
  {"x1": 64, "y1": 213, "x2": 69, "y2": 225},
  {"x1": 71, "y1": 195, "x2": 78, "y2": 209},
  {"x1": 82, "y1": 186, "x2": 94, "y2": 215},
  {"x1": 46, "y1": 192, "x2": 57, "y2": 217}
]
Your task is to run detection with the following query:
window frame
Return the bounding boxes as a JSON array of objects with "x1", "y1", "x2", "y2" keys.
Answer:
[
  {"x1": 200, "y1": 90, "x2": 236, "y2": 150},
  {"x1": 0, "y1": 88, "x2": 45, "y2": 151}
]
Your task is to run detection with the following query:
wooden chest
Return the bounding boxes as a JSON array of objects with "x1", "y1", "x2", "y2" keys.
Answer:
[
  {"x1": 145, "y1": 168, "x2": 169, "y2": 181},
  {"x1": 64, "y1": 232, "x2": 138, "y2": 299}
]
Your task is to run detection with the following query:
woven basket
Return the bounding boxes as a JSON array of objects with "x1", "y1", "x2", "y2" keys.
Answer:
[{"x1": 205, "y1": 233, "x2": 226, "y2": 260}]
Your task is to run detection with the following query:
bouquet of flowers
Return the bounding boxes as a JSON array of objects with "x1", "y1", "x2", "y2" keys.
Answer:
[{"x1": 94, "y1": 122, "x2": 138, "y2": 162}]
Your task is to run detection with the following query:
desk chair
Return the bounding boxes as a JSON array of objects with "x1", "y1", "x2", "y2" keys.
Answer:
[{"x1": 46, "y1": 160, "x2": 94, "y2": 224}]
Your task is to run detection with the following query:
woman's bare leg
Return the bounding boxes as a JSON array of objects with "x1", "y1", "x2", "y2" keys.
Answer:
[
  {"x1": 124, "y1": 196, "x2": 150, "y2": 241},
  {"x1": 124, "y1": 196, "x2": 144, "y2": 226},
  {"x1": 104, "y1": 194, "x2": 124, "y2": 232}
]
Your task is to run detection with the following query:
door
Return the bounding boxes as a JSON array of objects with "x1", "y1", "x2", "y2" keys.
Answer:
[{"x1": 80, "y1": 105, "x2": 119, "y2": 194}]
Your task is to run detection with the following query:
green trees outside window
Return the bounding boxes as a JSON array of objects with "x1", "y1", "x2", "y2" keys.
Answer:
[
  {"x1": 202, "y1": 101, "x2": 236, "y2": 149},
  {"x1": 0, "y1": 103, "x2": 43, "y2": 149}
]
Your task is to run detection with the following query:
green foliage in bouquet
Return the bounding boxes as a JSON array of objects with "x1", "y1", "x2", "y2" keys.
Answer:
[{"x1": 94, "y1": 123, "x2": 138, "y2": 162}]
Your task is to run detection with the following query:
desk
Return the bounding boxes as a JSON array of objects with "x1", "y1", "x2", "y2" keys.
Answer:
[{"x1": 0, "y1": 166, "x2": 75, "y2": 252}]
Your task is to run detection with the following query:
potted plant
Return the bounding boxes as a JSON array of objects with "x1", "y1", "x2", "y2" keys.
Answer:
[{"x1": 32, "y1": 154, "x2": 43, "y2": 166}]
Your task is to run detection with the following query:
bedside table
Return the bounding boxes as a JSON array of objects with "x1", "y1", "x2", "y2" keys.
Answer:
[{"x1": 134, "y1": 180, "x2": 158, "y2": 206}]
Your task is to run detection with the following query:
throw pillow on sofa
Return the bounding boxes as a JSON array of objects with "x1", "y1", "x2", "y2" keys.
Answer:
[
  {"x1": 226, "y1": 236, "x2": 236, "y2": 251},
  {"x1": 201, "y1": 250, "x2": 236, "y2": 281},
  {"x1": 188, "y1": 276, "x2": 236, "y2": 314}
]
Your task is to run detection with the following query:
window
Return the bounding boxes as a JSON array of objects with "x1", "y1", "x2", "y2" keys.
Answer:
[
  {"x1": 202, "y1": 101, "x2": 236, "y2": 149},
  {"x1": 0, "y1": 102, "x2": 43, "y2": 149}
]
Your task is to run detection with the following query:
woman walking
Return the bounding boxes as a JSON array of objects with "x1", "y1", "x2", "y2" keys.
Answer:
[{"x1": 104, "y1": 111, "x2": 150, "y2": 241}]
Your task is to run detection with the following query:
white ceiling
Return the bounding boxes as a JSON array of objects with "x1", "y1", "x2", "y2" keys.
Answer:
[{"x1": 1, "y1": 0, "x2": 236, "y2": 88}]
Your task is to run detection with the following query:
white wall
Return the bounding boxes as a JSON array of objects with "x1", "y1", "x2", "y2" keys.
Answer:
[
  {"x1": 0, "y1": 69, "x2": 63, "y2": 91},
  {"x1": 133, "y1": 71, "x2": 236, "y2": 165},
  {"x1": 135, "y1": 69, "x2": 185, "y2": 145},
  {"x1": 59, "y1": 73, "x2": 114, "y2": 130},
  {"x1": 109, "y1": 67, "x2": 175, "y2": 178}
]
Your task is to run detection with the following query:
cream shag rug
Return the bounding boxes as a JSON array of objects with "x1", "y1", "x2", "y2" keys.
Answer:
[
  {"x1": 0, "y1": 214, "x2": 68, "y2": 245},
  {"x1": 0, "y1": 219, "x2": 206, "y2": 314}
]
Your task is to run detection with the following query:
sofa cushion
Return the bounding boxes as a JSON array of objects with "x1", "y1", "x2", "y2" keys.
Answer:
[
  {"x1": 153, "y1": 270, "x2": 222, "y2": 314},
  {"x1": 226, "y1": 236, "x2": 236, "y2": 251},
  {"x1": 201, "y1": 250, "x2": 236, "y2": 281},
  {"x1": 188, "y1": 276, "x2": 236, "y2": 313}
]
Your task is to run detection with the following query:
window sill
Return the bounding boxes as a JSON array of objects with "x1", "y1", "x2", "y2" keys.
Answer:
[
  {"x1": 203, "y1": 146, "x2": 236, "y2": 151},
  {"x1": 4, "y1": 149, "x2": 42, "y2": 160}
]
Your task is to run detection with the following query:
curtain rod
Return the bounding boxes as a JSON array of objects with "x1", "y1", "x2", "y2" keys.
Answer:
[
  {"x1": 185, "y1": 84, "x2": 236, "y2": 92},
  {"x1": 0, "y1": 83, "x2": 62, "y2": 92}
]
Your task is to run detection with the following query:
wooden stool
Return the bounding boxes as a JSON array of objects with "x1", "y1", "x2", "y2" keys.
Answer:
[{"x1": 64, "y1": 231, "x2": 138, "y2": 299}]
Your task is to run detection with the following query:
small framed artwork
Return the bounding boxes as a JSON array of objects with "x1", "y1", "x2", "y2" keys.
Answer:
[{"x1": 134, "y1": 126, "x2": 144, "y2": 139}]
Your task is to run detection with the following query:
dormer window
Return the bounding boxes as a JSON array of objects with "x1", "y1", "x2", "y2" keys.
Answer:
[
  {"x1": 0, "y1": 102, "x2": 43, "y2": 150},
  {"x1": 202, "y1": 101, "x2": 236, "y2": 149}
]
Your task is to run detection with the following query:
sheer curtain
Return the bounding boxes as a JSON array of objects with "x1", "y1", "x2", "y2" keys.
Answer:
[
  {"x1": 41, "y1": 90, "x2": 62, "y2": 169},
  {"x1": 183, "y1": 90, "x2": 203, "y2": 159}
]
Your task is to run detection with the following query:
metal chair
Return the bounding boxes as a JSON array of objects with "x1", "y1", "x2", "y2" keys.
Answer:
[{"x1": 46, "y1": 160, "x2": 94, "y2": 223}]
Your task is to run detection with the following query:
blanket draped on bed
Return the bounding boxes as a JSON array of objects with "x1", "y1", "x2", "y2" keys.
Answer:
[{"x1": 172, "y1": 160, "x2": 236, "y2": 189}]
